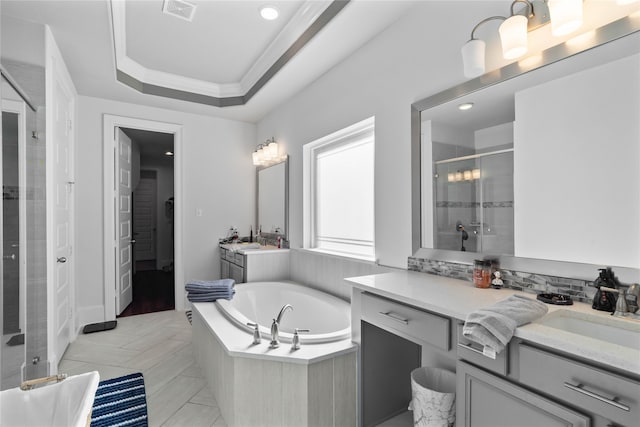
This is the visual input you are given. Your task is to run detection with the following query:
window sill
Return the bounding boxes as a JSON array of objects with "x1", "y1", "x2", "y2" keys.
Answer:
[{"x1": 301, "y1": 247, "x2": 377, "y2": 264}]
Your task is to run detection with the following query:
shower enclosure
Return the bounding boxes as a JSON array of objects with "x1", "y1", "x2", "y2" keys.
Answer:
[
  {"x1": 433, "y1": 149, "x2": 514, "y2": 255},
  {"x1": 1, "y1": 57, "x2": 48, "y2": 388}
]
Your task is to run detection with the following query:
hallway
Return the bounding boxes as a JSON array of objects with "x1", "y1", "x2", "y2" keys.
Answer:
[{"x1": 118, "y1": 269, "x2": 175, "y2": 318}]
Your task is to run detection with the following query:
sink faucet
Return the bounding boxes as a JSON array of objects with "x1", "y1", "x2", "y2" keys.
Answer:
[
  {"x1": 270, "y1": 304, "x2": 293, "y2": 348},
  {"x1": 600, "y1": 287, "x2": 640, "y2": 319}
]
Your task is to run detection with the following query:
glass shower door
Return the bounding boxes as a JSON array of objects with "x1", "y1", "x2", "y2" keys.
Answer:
[
  {"x1": 434, "y1": 149, "x2": 514, "y2": 254},
  {"x1": 2, "y1": 107, "x2": 25, "y2": 390}
]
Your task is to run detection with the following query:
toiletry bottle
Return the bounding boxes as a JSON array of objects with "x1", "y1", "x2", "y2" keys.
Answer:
[
  {"x1": 473, "y1": 260, "x2": 491, "y2": 288},
  {"x1": 249, "y1": 226, "x2": 253, "y2": 243}
]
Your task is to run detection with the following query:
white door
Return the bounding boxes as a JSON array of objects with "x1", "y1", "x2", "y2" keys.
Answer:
[
  {"x1": 134, "y1": 172, "x2": 157, "y2": 262},
  {"x1": 52, "y1": 73, "x2": 74, "y2": 360},
  {"x1": 116, "y1": 129, "x2": 133, "y2": 314}
]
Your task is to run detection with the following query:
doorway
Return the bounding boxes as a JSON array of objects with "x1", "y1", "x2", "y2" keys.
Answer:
[
  {"x1": 118, "y1": 128, "x2": 175, "y2": 317},
  {"x1": 102, "y1": 115, "x2": 184, "y2": 322}
]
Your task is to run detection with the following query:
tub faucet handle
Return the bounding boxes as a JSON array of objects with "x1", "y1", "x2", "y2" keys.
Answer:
[
  {"x1": 269, "y1": 319, "x2": 280, "y2": 348},
  {"x1": 247, "y1": 322, "x2": 261, "y2": 345},
  {"x1": 291, "y1": 328, "x2": 310, "y2": 351}
]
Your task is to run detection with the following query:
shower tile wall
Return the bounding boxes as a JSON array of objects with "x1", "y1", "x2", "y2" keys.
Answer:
[
  {"x1": 432, "y1": 142, "x2": 477, "y2": 252},
  {"x1": 477, "y1": 151, "x2": 514, "y2": 255},
  {"x1": 3, "y1": 58, "x2": 48, "y2": 380}
]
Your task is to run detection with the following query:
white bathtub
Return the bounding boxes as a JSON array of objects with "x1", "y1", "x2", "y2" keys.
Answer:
[
  {"x1": 192, "y1": 281, "x2": 357, "y2": 426},
  {"x1": 215, "y1": 281, "x2": 351, "y2": 344}
]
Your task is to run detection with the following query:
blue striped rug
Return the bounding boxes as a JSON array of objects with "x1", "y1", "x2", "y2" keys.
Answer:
[{"x1": 90, "y1": 372, "x2": 148, "y2": 427}]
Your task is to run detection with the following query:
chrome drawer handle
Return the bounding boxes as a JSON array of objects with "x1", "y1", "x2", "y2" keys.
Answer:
[
  {"x1": 378, "y1": 311, "x2": 409, "y2": 325},
  {"x1": 563, "y1": 382, "x2": 630, "y2": 412},
  {"x1": 457, "y1": 342, "x2": 488, "y2": 357}
]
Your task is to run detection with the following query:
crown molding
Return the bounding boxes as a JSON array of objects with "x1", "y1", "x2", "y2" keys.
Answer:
[{"x1": 110, "y1": 0, "x2": 349, "y2": 106}]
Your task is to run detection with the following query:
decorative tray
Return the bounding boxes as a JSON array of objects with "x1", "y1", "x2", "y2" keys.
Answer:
[{"x1": 536, "y1": 293, "x2": 573, "y2": 305}]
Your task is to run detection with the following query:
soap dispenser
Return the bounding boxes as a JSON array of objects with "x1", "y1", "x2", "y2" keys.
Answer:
[{"x1": 592, "y1": 268, "x2": 618, "y2": 312}]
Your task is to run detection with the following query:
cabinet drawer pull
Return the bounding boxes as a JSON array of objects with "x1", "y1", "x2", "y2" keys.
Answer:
[
  {"x1": 457, "y1": 342, "x2": 489, "y2": 357},
  {"x1": 378, "y1": 311, "x2": 409, "y2": 325},
  {"x1": 563, "y1": 382, "x2": 630, "y2": 412}
]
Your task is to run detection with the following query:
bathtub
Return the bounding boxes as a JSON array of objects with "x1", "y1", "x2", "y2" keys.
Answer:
[
  {"x1": 192, "y1": 280, "x2": 357, "y2": 426},
  {"x1": 216, "y1": 281, "x2": 351, "y2": 344}
]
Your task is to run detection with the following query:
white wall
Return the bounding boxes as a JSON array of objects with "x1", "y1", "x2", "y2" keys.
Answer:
[
  {"x1": 75, "y1": 96, "x2": 256, "y2": 324},
  {"x1": 475, "y1": 122, "x2": 513, "y2": 151},
  {"x1": 256, "y1": 3, "x2": 478, "y2": 269},
  {"x1": 514, "y1": 53, "x2": 640, "y2": 269}
]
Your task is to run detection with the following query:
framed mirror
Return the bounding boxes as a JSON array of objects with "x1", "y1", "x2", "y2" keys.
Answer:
[
  {"x1": 411, "y1": 16, "x2": 640, "y2": 280},
  {"x1": 257, "y1": 157, "x2": 289, "y2": 239}
]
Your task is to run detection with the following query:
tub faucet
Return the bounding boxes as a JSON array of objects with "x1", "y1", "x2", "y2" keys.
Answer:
[{"x1": 270, "y1": 304, "x2": 293, "y2": 348}]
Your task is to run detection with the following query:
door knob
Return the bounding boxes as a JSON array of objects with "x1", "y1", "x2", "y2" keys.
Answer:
[
  {"x1": 57, "y1": 257, "x2": 67, "y2": 263},
  {"x1": 130, "y1": 239, "x2": 136, "y2": 244},
  {"x1": 3, "y1": 254, "x2": 16, "y2": 261}
]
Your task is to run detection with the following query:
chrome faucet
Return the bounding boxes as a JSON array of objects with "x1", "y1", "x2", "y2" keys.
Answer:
[
  {"x1": 247, "y1": 322, "x2": 261, "y2": 345},
  {"x1": 600, "y1": 286, "x2": 640, "y2": 319},
  {"x1": 291, "y1": 328, "x2": 310, "y2": 351},
  {"x1": 269, "y1": 304, "x2": 293, "y2": 348}
]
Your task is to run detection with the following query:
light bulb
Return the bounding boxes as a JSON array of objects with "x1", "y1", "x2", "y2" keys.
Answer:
[{"x1": 260, "y1": 6, "x2": 279, "y2": 20}]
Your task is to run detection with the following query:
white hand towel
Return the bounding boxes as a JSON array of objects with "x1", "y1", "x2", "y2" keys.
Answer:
[{"x1": 463, "y1": 294, "x2": 548, "y2": 353}]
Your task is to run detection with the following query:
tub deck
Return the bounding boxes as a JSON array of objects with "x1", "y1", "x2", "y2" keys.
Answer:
[{"x1": 192, "y1": 303, "x2": 358, "y2": 426}]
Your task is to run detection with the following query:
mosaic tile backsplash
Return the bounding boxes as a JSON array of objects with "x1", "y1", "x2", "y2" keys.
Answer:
[{"x1": 407, "y1": 256, "x2": 616, "y2": 304}]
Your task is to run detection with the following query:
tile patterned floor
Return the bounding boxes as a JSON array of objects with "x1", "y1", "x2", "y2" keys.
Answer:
[{"x1": 59, "y1": 310, "x2": 226, "y2": 427}]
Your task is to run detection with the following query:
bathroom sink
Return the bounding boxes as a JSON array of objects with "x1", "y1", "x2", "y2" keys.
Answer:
[
  {"x1": 538, "y1": 309, "x2": 640, "y2": 350},
  {"x1": 0, "y1": 371, "x2": 99, "y2": 427}
]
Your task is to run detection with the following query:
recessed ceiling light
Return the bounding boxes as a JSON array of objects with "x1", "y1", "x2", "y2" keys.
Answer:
[
  {"x1": 260, "y1": 5, "x2": 279, "y2": 20},
  {"x1": 165, "y1": 151, "x2": 174, "y2": 156},
  {"x1": 458, "y1": 102, "x2": 474, "y2": 111}
]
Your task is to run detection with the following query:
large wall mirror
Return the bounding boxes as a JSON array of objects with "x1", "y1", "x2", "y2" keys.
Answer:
[
  {"x1": 257, "y1": 157, "x2": 289, "y2": 239},
  {"x1": 412, "y1": 16, "x2": 640, "y2": 281}
]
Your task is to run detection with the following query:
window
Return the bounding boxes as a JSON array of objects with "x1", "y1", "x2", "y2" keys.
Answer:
[{"x1": 303, "y1": 117, "x2": 375, "y2": 260}]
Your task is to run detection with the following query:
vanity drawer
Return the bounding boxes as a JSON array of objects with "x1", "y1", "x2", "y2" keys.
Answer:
[
  {"x1": 456, "y1": 323, "x2": 509, "y2": 376},
  {"x1": 233, "y1": 252, "x2": 244, "y2": 267},
  {"x1": 361, "y1": 293, "x2": 450, "y2": 350},
  {"x1": 224, "y1": 250, "x2": 235, "y2": 262},
  {"x1": 518, "y1": 343, "x2": 640, "y2": 426}
]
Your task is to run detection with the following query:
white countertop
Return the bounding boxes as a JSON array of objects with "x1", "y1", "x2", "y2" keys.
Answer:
[
  {"x1": 220, "y1": 243, "x2": 289, "y2": 254},
  {"x1": 346, "y1": 270, "x2": 640, "y2": 377}
]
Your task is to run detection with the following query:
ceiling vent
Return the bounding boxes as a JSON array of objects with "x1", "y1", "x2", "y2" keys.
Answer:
[{"x1": 162, "y1": 0, "x2": 197, "y2": 22}]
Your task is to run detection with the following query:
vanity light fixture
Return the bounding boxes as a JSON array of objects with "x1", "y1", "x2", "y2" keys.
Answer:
[
  {"x1": 448, "y1": 169, "x2": 482, "y2": 183},
  {"x1": 548, "y1": 0, "x2": 583, "y2": 36},
  {"x1": 260, "y1": 5, "x2": 279, "y2": 20},
  {"x1": 252, "y1": 137, "x2": 286, "y2": 166},
  {"x1": 462, "y1": 0, "x2": 584, "y2": 78}
]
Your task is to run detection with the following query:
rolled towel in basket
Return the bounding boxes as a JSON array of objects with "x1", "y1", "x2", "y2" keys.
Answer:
[{"x1": 462, "y1": 294, "x2": 548, "y2": 353}]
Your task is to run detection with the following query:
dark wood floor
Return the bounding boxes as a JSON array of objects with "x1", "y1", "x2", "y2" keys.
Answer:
[{"x1": 118, "y1": 268, "x2": 175, "y2": 318}]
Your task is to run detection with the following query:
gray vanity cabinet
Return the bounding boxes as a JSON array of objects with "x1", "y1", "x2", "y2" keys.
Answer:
[
  {"x1": 457, "y1": 338, "x2": 640, "y2": 427},
  {"x1": 219, "y1": 246, "x2": 289, "y2": 284},
  {"x1": 220, "y1": 247, "x2": 245, "y2": 283},
  {"x1": 457, "y1": 360, "x2": 590, "y2": 427},
  {"x1": 517, "y1": 343, "x2": 640, "y2": 427}
]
